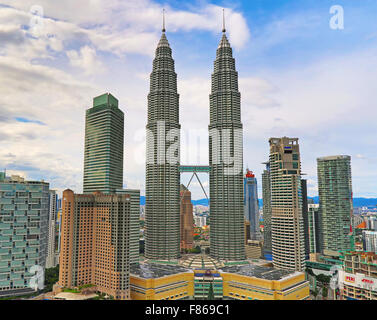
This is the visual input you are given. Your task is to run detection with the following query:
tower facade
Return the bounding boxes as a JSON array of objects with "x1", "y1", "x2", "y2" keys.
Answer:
[
  {"x1": 46, "y1": 190, "x2": 58, "y2": 268},
  {"x1": 317, "y1": 155, "x2": 353, "y2": 255},
  {"x1": 244, "y1": 170, "x2": 261, "y2": 240},
  {"x1": 262, "y1": 162, "x2": 272, "y2": 255},
  {"x1": 269, "y1": 137, "x2": 305, "y2": 271},
  {"x1": 308, "y1": 204, "x2": 321, "y2": 254},
  {"x1": 209, "y1": 29, "x2": 245, "y2": 261},
  {"x1": 301, "y1": 179, "x2": 310, "y2": 259},
  {"x1": 83, "y1": 93, "x2": 124, "y2": 194},
  {"x1": 145, "y1": 29, "x2": 181, "y2": 260}
]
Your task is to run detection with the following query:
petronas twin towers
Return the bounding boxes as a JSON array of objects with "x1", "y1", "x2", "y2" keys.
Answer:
[{"x1": 145, "y1": 19, "x2": 245, "y2": 261}]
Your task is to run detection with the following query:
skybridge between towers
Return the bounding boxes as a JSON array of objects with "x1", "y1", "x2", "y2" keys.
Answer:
[{"x1": 179, "y1": 165, "x2": 210, "y2": 202}]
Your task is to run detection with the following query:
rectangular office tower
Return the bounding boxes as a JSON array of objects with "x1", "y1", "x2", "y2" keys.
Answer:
[
  {"x1": 244, "y1": 170, "x2": 261, "y2": 240},
  {"x1": 115, "y1": 189, "x2": 140, "y2": 264},
  {"x1": 46, "y1": 190, "x2": 58, "y2": 268},
  {"x1": 262, "y1": 162, "x2": 272, "y2": 255},
  {"x1": 269, "y1": 137, "x2": 305, "y2": 271},
  {"x1": 317, "y1": 155, "x2": 353, "y2": 256},
  {"x1": 180, "y1": 185, "x2": 194, "y2": 251},
  {"x1": 145, "y1": 30, "x2": 181, "y2": 260},
  {"x1": 0, "y1": 173, "x2": 49, "y2": 297},
  {"x1": 58, "y1": 189, "x2": 131, "y2": 300},
  {"x1": 209, "y1": 30, "x2": 245, "y2": 261},
  {"x1": 83, "y1": 93, "x2": 124, "y2": 194}
]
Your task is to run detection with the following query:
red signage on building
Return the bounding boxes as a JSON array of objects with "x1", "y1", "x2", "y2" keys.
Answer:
[
  {"x1": 345, "y1": 276, "x2": 355, "y2": 283},
  {"x1": 362, "y1": 278, "x2": 374, "y2": 284}
]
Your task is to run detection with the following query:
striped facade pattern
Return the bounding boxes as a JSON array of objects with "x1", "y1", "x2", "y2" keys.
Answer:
[
  {"x1": 317, "y1": 155, "x2": 352, "y2": 255},
  {"x1": 83, "y1": 93, "x2": 124, "y2": 194},
  {"x1": 145, "y1": 32, "x2": 181, "y2": 260},
  {"x1": 209, "y1": 32, "x2": 245, "y2": 261}
]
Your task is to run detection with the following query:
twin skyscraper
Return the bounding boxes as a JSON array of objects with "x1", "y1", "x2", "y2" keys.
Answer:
[{"x1": 145, "y1": 15, "x2": 246, "y2": 261}]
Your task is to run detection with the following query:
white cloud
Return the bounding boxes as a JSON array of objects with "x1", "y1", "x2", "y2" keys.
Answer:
[
  {"x1": 1, "y1": 1, "x2": 377, "y2": 200},
  {"x1": 67, "y1": 46, "x2": 105, "y2": 75}
]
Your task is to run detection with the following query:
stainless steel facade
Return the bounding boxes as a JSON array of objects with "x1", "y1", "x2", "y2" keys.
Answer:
[
  {"x1": 145, "y1": 30, "x2": 181, "y2": 260},
  {"x1": 209, "y1": 31, "x2": 245, "y2": 261}
]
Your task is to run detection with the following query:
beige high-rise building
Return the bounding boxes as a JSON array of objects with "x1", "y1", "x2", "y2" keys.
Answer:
[
  {"x1": 269, "y1": 137, "x2": 305, "y2": 271},
  {"x1": 58, "y1": 189, "x2": 131, "y2": 300}
]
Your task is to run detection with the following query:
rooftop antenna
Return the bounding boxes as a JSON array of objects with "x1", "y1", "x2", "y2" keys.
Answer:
[
  {"x1": 162, "y1": 8, "x2": 166, "y2": 33},
  {"x1": 222, "y1": 8, "x2": 226, "y2": 33}
]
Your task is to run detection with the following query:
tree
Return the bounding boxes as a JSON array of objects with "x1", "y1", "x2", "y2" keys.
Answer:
[
  {"x1": 316, "y1": 274, "x2": 331, "y2": 285},
  {"x1": 306, "y1": 267, "x2": 314, "y2": 276},
  {"x1": 44, "y1": 265, "x2": 59, "y2": 292},
  {"x1": 322, "y1": 286, "x2": 328, "y2": 299},
  {"x1": 208, "y1": 282, "x2": 214, "y2": 300}
]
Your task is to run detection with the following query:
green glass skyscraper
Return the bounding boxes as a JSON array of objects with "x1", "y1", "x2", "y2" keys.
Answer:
[
  {"x1": 317, "y1": 155, "x2": 353, "y2": 256},
  {"x1": 209, "y1": 26, "x2": 245, "y2": 261},
  {"x1": 145, "y1": 26, "x2": 181, "y2": 260},
  {"x1": 83, "y1": 93, "x2": 124, "y2": 194}
]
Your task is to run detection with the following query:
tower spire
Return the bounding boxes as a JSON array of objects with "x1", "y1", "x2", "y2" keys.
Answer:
[
  {"x1": 162, "y1": 8, "x2": 166, "y2": 33},
  {"x1": 222, "y1": 8, "x2": 226, "y2": 33}
]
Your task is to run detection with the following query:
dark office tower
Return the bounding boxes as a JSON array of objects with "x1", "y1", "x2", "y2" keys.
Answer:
[
  {"x1": 301, "y1": 179, "x2": 310, "y2": 259},
  {"x1": 180, "y1": 185, "x2": 194, "y2": 251},
  {"x1": 269, "y1": 137, "x2": 305, "y2": 271},
  {"x1": 317, "y1": 155, "x2": 353, "y2": 256},
  {"x1": 262, "y1": 162, "x2": 272, "y2": 255},
  {"x1": 209, "y1": 24, "x2": 245, "y2": 261},
  {"x1": 145, "y1": 25, "x2": 181, "y2": 260},
  {"x1": 83, "y1": 93, "x2": 124, "y2": 194}
]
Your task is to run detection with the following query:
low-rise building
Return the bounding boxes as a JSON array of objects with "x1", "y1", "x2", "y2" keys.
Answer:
[
  {"x1": 194, "y1": 269, "x2": 223, "y2": 299},
  {"x1": 219, "y1": 264, "x2": 309, "y2": 300},
  {"x1": 339, "y1": 251, "x2": 377, "y2": 300},
  {"x1": 130, "y1": 263, "x2": 194, "y2": 300},
  {"x1": 220, "y1": 264, "x2": 309, "y2": 300},
  {"x1": 245, "y1": 240, "x2": 263, "y2": 259}
]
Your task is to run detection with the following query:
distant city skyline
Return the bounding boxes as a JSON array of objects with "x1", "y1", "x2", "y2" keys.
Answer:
[{"x1": 1, "y1": 1, "x2": 377, "y2": 199}]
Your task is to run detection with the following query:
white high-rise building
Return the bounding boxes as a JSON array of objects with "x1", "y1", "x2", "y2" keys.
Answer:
[{"x1": 363, "y1": 230, "x2": 377, "y2": 253}]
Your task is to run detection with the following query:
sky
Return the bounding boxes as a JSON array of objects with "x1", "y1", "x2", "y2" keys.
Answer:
[{"x1": 1, "y1": 0, "x2": 377, "y2": 199}]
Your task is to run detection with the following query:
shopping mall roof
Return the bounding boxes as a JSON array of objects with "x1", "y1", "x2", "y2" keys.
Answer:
[
  {"x1": 219, "y1": 264, "x2": 301, "y2": 281},
  {"x1": 130, "y1": 263, "x2": 193, "y2": 279}
]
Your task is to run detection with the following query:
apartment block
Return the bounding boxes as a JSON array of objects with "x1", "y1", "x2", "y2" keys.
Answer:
[
  {"x1": 317, "y1": 155, "x2": 353, "y2": 256},
  {"x1": 0, "y1": 174, "x2": 49, "y2": 296},
  {"x1": 269, "y1": 137, "x2": 305, "y2": 271},
  {"x1": 58, "y1": 189, "x2": 131, "y2": 300}
]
